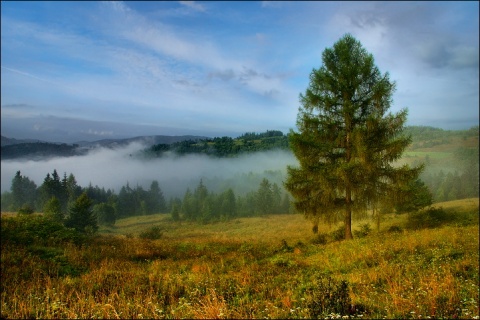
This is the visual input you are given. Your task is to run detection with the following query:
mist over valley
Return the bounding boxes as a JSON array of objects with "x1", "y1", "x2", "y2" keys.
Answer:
[{"x1": 1, "y1": 141, "x2": 297, "y2": 199}]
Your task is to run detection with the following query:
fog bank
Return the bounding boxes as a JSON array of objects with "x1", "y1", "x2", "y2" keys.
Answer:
[{"x1": 1, "y1": 142, "x2": 298, "y2": 198}]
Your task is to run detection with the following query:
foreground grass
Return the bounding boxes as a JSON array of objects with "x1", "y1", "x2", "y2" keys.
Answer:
[{"x1": 1, "y1": 199, "x2": 479, "y2": 319}]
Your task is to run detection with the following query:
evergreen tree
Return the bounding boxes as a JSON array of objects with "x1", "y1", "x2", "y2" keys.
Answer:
[
  {"x1": 395, "y1": 179, "x2": 433, "y2": 213},
  {"x1": 93, "y1": 202, "x2": 116, "y2": 226},
  {"x1": 117, "y1": 183, "x2": 136, "y2": 217},
  {"x1": 201, "y1": 194, "x2": 216, "y2": 223},
  {"x1": 256, "y1": 178, "x2": 273, "y2": 215},
  {"x1": 193, "y1": 179, "x2": 209, "y2": 220},
  {"x1": 44, "y1": 196, "x2": 64, "y2": 223},
  {"x1": 11, "y1": 171, "x2": 37, "y2": 211},
  {"x1": 285, "y1": 34, "x2": 421, "y2": 239},
  {"x1": 271, "y1": 183, "x2": 282, "y2": 214},
  {"x1": 182, "y1": 188, "x2": 195, "y2": 220},
  {"x1": 221, "y1": 188, "x2": 236, "y2": 220},
  {"x1": 145, "y1": 180, "x2": 167, "y2": 214},
  {"x1": 65, "y1": 173, "x2": 81, "y2": 207},
  {"x1": 39, "y1": 170, "x2": 65, "y2": 209},
  {"x1": 65, "y1": 192, "x2": 97, "y2": 234},
  {"x1": 171, "y1": 203, "x2": 180, "y2": 222}
]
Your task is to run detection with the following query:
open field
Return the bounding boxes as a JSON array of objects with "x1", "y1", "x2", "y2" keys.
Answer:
[{"x1": 1, "y1": 198, "x2": 479, "y2": 319}]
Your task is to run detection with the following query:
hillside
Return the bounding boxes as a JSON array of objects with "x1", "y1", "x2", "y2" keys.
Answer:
[
  {"x1": 1, "y1": 136, "x2": 47, "y2": 147},
  {"x1": 2, "y1": 126, "x2": 477, "y2": 160},
  {"x1": 0, "y1": 142, "x2": 85, "y2": 160},
  {"x1": 1, "y1": 198, "x2": 478, "y2": 319},
  {"x1": 0, "y1": 134, "x2": 208, "y2": 160}
]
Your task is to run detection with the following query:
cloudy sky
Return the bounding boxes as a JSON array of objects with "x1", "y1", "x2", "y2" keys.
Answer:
[{"x1": 1, "y1": 1, "x2": 478, "y2": 143}]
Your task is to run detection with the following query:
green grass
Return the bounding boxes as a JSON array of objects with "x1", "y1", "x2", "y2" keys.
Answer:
[{"x1": 1, "y1": 198, "x2": 479, "y2": 319}]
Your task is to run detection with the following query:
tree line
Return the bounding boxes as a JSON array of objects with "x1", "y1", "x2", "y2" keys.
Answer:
[
  {"x1": 144, "y1": 130, "x2": 289, "y2": 158},
  {"x1": 1, "y1": 169, "x2": 293, "y2": 230}
]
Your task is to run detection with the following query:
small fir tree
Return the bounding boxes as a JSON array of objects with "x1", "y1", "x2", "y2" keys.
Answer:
[{"x1": 66, "y1": 192, "x2": 98, "y2": 234}]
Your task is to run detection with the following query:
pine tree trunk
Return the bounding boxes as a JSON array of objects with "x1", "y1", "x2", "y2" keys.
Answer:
[
  {"x1": 345, "y1": 186, "x2": 353, "y2": 239},
  {"x1": 344, "y1": 119, "x2": 353, "y2": 240}
]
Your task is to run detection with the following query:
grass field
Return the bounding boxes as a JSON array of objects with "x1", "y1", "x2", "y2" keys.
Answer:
[{"x1": 1, "y1": 198, "x2": 479, "y2": 319}]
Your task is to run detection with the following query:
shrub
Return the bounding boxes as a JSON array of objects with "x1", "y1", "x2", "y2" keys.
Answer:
[
  {"x1": 1, "y1": 215, "x2": 85, "y2": 246},
  {"x1": 305, "y1": 274, "x2": 352, "y2": 318},
  {"x1": 279, "y1": 239, "x2": 293, "y2": 253},
  {"x1": 311, "y1": 233, "x2": 328, "y2": 245},
  {"x1": 330, "y1": 225, "x2": 345, "y2": 241},
  {"x1": 387, "y1": 225, "x2": 403, "y2": 233},
  {"x1": 18, "y1": 205, "x2": 34, "y2": 215},
  {"x1": 354, "y1": 223, "x2": 371, "y2": 238},
  {"x1": 406, "y1": 206, "x2": 450, "y2": 230},
  {"x1": 139, "y1": 226, "x2": 163, "y2": 240}
]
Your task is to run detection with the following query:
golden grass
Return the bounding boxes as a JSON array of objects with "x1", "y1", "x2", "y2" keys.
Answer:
[
  {"x1": 433, "y1": 197, "x2": 479, "y2": 210},
  {"x1": 2, "y1": 199, "x2": 479, "y2": 319}
]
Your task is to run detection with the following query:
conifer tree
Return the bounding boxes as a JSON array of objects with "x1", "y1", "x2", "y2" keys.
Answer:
[
  {"x1": 285, "y1": 34, "x2": 421, "y2": 239},
  {"x1": 11, "y1": 171, "x2": 37, "y2": 211},
  {"x1": 65, "y1": 192, "x2": 98, "y2": 234},
  {"x1": 221, "y1": 188, "x2": 237, "y2": 220},
  {"x1": 171, "y1": 203, "x2": 180, "y2": 221},
  {"x1": 44, "y1": 196, "x2": 64, "y2": 223},
  {"x1": 256, "y1": 178, "x2": 273, "y2": 215}
]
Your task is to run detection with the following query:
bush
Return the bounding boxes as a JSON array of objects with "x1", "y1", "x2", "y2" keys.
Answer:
[
  {"x1": 18, "y1": 205, "x2": 34, "y2": 215},
  {"x1": 305, "y1": 274, "x2": 352, "y2": 318},
  {"x1": 139, "y1": 226, "x2": 163, "y2": 240},
  {"x1": 406, "y1": 207, "x2": 450, "y2": 229},
  {"x1": 330, "y1": 225, "x2": 345, "y2": 241},
  {"x1": 354, "y1": 223, "x2": 372, "y2": 238},
  {"x1": 311, "y1": 233, "x2": 328, "y2": 245},
  {"x1": 1, "y1": 215, "x2": 85, "y2": 246},
  {"x1": 387, "y1": 225, "x2": 403, "y2": 233}
]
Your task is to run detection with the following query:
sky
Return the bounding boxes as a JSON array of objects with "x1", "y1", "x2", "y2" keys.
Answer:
[{"x1": 1, "y1": 1, "x2": 479, "y2": 143}]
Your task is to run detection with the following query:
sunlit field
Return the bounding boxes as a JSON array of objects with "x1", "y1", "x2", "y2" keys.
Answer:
[{"x1": 1, "y1": 198, "x2": 478, "y2": 319}]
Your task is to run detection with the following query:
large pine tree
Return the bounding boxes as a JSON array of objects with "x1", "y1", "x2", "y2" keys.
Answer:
[{"x1": 285, "y1": 34, "x2": 421, "y2": 239}]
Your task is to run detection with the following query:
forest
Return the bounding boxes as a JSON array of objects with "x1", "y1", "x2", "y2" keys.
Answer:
[
  {"x1": 1, "y1": 168, "x2": 292, "y2": 229},
  {"x1": 143, "y1": 130, "x2": 289, "y2": 157}
]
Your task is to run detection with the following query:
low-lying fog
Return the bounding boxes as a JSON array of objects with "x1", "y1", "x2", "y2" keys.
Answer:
[{"x1": 1, "y1": 142, "x2": 298, "y2": 198}]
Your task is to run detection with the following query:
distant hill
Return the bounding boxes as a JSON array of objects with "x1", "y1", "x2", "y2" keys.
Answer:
[
  {"x1": 403, "y1": 125, "x2": 479, "y2": 152},
  {"x1": 1, "y1": 136, "x2": 48, "y2": 147},
  {"x1": 2, "y1": 126, "x2": 478, "y2": 161},
  {"x1": 75, "y1": 135, "x2": 209, "y2": 149},
  {"x1": 0, "y1": 135, "x2": 209, "y2": 160},
  {"x1": 1, "y1": 142, "x2": 84, "y2": 160},
  {"x1": 143, "y1": 130, "x2": 288, "y2": 158}
]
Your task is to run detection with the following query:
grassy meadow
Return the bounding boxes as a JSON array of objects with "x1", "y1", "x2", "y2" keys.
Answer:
[{"x1": 1, "y1": 198, "x2": 479, "y2": 319}]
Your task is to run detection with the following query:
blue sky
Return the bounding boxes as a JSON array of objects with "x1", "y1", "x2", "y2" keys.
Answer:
[{"x1": 1, "y1": 1, "x2": 479, "y2": 142}]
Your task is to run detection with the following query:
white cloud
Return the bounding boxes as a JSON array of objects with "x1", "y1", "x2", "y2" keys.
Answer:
[{"x1": 179, "y1": 1, "x2": 206, "y2": 12}]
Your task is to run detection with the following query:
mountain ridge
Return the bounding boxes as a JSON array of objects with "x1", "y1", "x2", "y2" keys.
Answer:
[
  {"x1": 1, "y1": 134, "x2": 209, "y2": 148},
  {"x1": 0, "y1": 134, "x2": 210, "y2": 160},
  {"x1": 1, "y1": 125, "x2": 478, "y2": 160}
]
